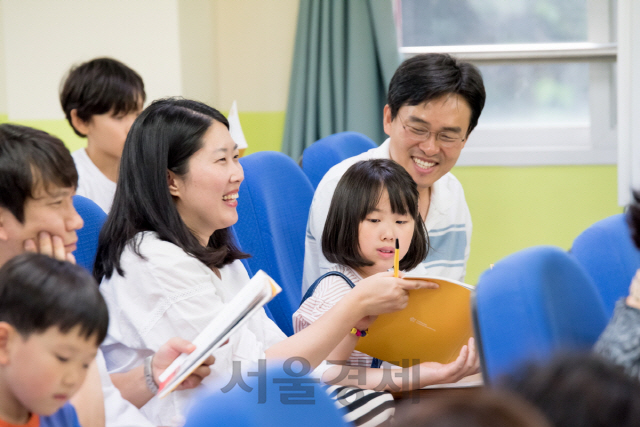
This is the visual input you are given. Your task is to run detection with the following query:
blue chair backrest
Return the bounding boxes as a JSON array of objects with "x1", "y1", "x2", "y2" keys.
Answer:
[
  {"x1": 571, "y1": 213, "x2": 640, "y2": 318},
  {"x1": 234, "y1": 151, "x2": 314, "y2": 336},
  {"x1": 72, "y1": 195, "x2": 107, "y2": 273},
  {"x1": 473, "y1": 246, "x2": 608, "y2": 384},
  {"x1": 184, "y1": 363, "x2": 347, "y2": 427},
  {"x1": 302, "y1": 131, "x2": 377, "y2": 189},
  {"x1": 230, "y1": 226, "x2": 277, "y2": 324}
]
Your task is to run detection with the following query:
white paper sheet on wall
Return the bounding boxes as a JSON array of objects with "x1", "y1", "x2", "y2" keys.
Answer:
[{"x1": 228, "y1": 100, "x2": 248, "y2": 153}]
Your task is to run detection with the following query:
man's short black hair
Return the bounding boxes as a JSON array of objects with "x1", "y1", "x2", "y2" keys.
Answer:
[
  {"x1": 0, "y1": 253, "x2": 109, "y2": 344},
  {"x1": 322, "y1": 159, "x2": 428, "y2": 271},
  {"x1": 60, "y1": 57, "x2": 146, "y2": 137},
  {"x1": 0, "y1": 124, "x2": 78, "y2": 222},
  {"x1": 387, "y1": 53, "x2": 486, "y2": 136}
]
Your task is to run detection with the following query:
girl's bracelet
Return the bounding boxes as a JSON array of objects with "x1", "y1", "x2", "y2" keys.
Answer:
[{"x1": 350, "y1": 327, "x2": 368, "y2": 337}]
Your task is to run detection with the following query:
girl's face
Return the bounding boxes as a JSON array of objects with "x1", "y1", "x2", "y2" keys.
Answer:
[
  {"x1": 356, "y1": 189, "x2": 415, "y2": 278},
  {"x1": 169, "y1": 121, "x2": 243, "y2": 245}
]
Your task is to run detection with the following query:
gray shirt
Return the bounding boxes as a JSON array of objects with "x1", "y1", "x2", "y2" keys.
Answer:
[{"x1": 593, "y1": 298, "x2": 640, "y2": 381}]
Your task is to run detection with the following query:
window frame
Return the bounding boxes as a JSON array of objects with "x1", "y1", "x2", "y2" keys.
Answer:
[{"x1": 398, "y1": 0, "x2": 618, "y2": 167}]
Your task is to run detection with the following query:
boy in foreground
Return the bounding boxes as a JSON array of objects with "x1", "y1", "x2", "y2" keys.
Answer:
[{"x1": 0, "y1": 253, "x2": 108, "y2": 426}]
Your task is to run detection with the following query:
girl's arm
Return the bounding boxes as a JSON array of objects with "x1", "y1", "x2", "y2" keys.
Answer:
[
  {"x1": 266, "y1": 273, "x2": 427, "y2": 368},
  {"x1": 324, "y1": 315, "x2": 376, "y2": 363},
  {"x1": 321, "y1": 337, "x2": 479, "y2": 391}
]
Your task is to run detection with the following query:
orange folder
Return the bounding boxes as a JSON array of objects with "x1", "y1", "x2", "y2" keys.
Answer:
[{"x1": 354, "y1": 275, "x2": 474, "y2": 366}]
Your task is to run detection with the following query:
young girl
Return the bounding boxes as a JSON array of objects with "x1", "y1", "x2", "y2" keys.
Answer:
[{"x1": 294, "y1": 159, "x2": 478, "y2": 387}]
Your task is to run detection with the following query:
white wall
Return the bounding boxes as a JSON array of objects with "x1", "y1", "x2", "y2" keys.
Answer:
[
  {"x1": 0, "y1": 0, "x2": 6, "y2": 115},
  {"x1": 1, "y1": 0, "x2": 183, "y2": 120},
  {"x1": 0, "y1": 0, "x2": 298, "y2": 120},
  {"x1": 213, "y1": 0, "x2": 298, "y2": 112}
]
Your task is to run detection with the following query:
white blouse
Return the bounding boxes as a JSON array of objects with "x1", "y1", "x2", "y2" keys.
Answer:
[{"x1": 100, "y1": 232, "x2": 286, "y2": 426}]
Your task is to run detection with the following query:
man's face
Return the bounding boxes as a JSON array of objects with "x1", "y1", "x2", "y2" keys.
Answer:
[
  {"x1": 384, "y1": 94, "x2": 472, "y2": 195},
  {"x1": 0, "y1": 183, "x2": 84, "y2": 261}
]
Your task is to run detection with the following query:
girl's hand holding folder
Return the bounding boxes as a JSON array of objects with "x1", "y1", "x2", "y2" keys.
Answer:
[{"x1": 348, "y1": 270, "x2": 439, "y2": 316}]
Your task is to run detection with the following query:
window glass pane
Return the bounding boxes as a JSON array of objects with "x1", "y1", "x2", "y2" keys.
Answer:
[
  {"x1": 477, "y1": 62, "x2": 590, "y2": 126},
  {"x1": 401, "y1": 0, "x2": 588, "y2": 46}
]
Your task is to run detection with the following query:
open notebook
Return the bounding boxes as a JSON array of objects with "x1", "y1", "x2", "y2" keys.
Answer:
[
  {"x1": 157, "y1": 270, "x2": 281, "y2": 398},
  {"x1": 355, "y1": 275, "x2": 474, "y2": 367}
]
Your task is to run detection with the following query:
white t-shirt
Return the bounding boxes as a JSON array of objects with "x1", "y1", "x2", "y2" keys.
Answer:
[
  {"x1": 302, "y1": 138, "x2": 472, "y2": 294},
  {"x1": 72, "y1": 148, "x2": 116, "y2": 213},
  {"x1": 100, "y1": 232, "x2": 286, "y2": 426},
  {"x1": 96, "y1": 350, "x2": 154, "y2": 427}
]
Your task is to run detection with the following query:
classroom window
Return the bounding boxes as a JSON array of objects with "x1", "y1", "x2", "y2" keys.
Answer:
[{"x1": 397, "y1": 0, "x2": 617, "y2": 166}]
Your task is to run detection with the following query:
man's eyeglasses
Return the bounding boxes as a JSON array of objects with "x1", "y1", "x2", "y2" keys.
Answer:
[{"x1": 398, "y1": 115, "x2": 465, "y2": 146}]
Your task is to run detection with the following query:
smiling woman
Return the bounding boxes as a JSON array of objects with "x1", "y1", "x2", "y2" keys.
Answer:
[
  {"x1": 168, "y1": 121, "x2": 243, "y2": 246},
  {"x1": 93, "y1": 98, "x2": 465, "y2": 425}
]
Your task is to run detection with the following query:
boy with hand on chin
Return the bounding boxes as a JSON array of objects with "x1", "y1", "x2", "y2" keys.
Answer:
[{"x1": 0, "y1": 253, "x2": 108, "y2": 427}]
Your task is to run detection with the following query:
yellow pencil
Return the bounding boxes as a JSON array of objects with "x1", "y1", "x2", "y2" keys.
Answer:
[{"x1": 394, "y1": 238, "x2": 400, "y2": 277}]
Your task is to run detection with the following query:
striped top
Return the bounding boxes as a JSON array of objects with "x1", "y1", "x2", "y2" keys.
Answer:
[{"x1": 293, "y1": 265, "x2": 374, "y2": 367}]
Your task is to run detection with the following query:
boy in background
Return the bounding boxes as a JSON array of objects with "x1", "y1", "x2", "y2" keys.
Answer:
[
  {"x1": 60, "y1": 57, "x2": 145, "y2": 213},
  {"x1": 0, "y1": 253, "x2": 109, "y2": 426}
]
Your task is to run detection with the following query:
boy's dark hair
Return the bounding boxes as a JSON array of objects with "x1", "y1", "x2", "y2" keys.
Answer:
[
  {"x1": 0, "y1": 124, "x2": 78, "y2": 222},
  {"x1": 60, "y1": 57, "x2": 146, "y2": 137},
  {"x1": 626, "y1": 190, "x2": 640, "y2": 249},
  {"x1": 93, "y1": 98, "x2": 248, "y2": 282},
  {"x1": 499, "y1": 354, "x2": 640, "y2": 427},
  {"x1": 322, "y1": 159, "x2": 428, "y2": 271},
  {"x1": 394, "y1": 389, "x2": 551, "y2": 427},
  {"x1": 387, "y1": 53, "x2": 486, "y2": 136},
  {"x1": 0, "y1": 253, "x2": 109, "y2": 344}
]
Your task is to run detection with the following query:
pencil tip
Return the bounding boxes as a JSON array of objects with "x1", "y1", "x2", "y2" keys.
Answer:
[{"x1": 395, "y1": 238, "x2": 399, "y2": 249}]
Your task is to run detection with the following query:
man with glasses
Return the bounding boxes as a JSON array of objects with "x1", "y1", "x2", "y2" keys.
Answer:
[{"x1": 302, "y1": 53, "x2": 486, "y2": 293}]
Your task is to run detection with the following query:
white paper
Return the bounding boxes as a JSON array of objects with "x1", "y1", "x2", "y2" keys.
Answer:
[
  {"x1": 228, "y1": 100, "x2": 248, "y2": 150},
  {"x1": 157, "y1": 270, "x2": 280, "y2": 398}
]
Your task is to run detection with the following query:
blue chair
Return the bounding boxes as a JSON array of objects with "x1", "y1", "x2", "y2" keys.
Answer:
[
  {"x1": 72, "y1": 195, "x2": 107, "y2": 273},
  {"x1": 571, "y1": 213, "x2": 640, "y2": 318},
  {"x1": 473, "y1": 246, "x2": 608, "y2": 384},
  {"x1": 302, "y1": 131, "x2": 377, "y2": 189},
  {"x1": 230, "y1": 226, "x2": 277, "y2": 324},
  {"x1": 234, "y1": 151, "x2": 315, "y2": 336},
  {"x1": 184, "y1": 363, "x2": 347, "y2": 427}
]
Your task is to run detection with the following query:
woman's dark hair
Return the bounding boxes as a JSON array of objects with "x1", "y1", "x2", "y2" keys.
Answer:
[
  {"x1": 0, "y1": 124, "x2": 77, "y2": 222},
  {"x1": 93, "y1": 98, "x2": 248, "y2": 281},
  {"x1": 0, "y1": 253, "x2": 109, "y2": 345},
  {"x1": 322, "y1": 159, "x2": 428, "y2": 272},
  {"x1": 387, "y1": 53, "x2": 486, "y2": 136},
  {"x1": 60, "y1": 57, "x2": 146, "y2": 137}
]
